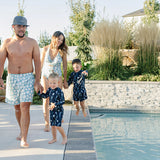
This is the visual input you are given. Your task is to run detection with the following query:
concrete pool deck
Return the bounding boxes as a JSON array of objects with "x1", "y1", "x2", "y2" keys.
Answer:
[{"x1": 0, "y1": 103, "x2": 97, "y2": 160}]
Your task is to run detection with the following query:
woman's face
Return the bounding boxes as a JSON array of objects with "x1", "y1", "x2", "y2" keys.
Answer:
[{"x1": 52, "y1": 34, "x2": 64, "y2": 48}]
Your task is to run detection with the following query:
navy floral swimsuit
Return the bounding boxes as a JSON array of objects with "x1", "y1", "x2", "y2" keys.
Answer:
[
  {"x1": 38, "y1": 87, "x2": 65, "y2": 126},
  {"x1": 68, "y1": 70, "x2": 87, "y2": 102}
]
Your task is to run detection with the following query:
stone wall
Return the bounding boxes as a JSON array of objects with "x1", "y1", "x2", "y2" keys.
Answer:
[{"x1": 85, "y1": 80, "x2": 160, "y2": 112}]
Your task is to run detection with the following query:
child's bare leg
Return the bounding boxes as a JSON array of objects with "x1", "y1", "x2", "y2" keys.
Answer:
[
  {"x1": 74, "y1": 101, "x2": 80, "y2": 116},
  {"x1": 56, "y1": 126, "x2": 67, "y2": 145},
  {"x1": 48, "y1": 126, "x2": 57, "y2": 144},
  {"x1": 80, "y1": 100, "x2": 87, "y2": 117}
]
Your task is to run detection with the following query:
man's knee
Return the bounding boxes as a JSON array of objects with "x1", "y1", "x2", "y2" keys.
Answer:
[
  {"x1": 14, "y1": 104, "x2": 20, "y2": 112},
  {"x1": 20, "y1": 102, "x2": 31, "y2": 112}
]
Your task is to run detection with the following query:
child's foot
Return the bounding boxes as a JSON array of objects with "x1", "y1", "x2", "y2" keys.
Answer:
[
  {"x1": 44, "y1": 125, "x2": 50, "y2": 132},
  {"x1": 48, "y1": 139, "x2": 57, "y2": 144},
  {"x1": 16, "y1": 135, "x2": 21, "y2": 141},
  {"x1": 20, "y1": 141, "x2": 29, "y2": 148},
  {"x1": 82, "y1": 110, "x2": 87, "y2": 117},
  {"x1": 76, "y1": 109, "x2": 80, "y2": 116},
  {"x1": 62, "y1": 136, "x2": 67, "y2": 145}
]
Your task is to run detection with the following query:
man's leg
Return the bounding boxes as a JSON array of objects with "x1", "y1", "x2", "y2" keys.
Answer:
[
  {"x1": 20, "y1": 102, "x2": 31, "y2": 147},
  {"x1": 14, "y1": 104, "x2": 21, "y2": 140}
]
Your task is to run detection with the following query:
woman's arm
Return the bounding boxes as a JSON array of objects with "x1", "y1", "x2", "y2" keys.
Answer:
[
  {"x1": 41, "y1": 46, "x2": 48, "y2": 70},
  {"x1": 62, "y1": 53, "x2": 68, "y2": 88}
]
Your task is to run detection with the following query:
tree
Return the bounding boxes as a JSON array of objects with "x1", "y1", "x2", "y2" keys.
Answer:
[
  {"x1": 142, "y1": 0, "x2": 160, "y2": 24},
  {"x1": 38, "y1": 31, "x2": 51, "y2": 48},
  {"x1": 17, "y1": 0, "x2": 25, "y2": 16},
  {"x1": 68, "y1": 0, "x2": 95, "y2": 62}
]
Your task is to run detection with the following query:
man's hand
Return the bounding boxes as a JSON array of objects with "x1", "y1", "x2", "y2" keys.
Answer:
[
  {"x1": 49, "y1": 103, "x2": 55, "y2": 111},
  {"x1": 0, "y1": 78, "x2": 4, "y2": 89},
  {"x1": 34, "y1": 81, "x2": 43, "y2": 93}
]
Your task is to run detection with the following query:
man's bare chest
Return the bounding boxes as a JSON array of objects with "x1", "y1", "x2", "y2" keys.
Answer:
[{"x1": 7, "y1": 42, "x2": 33, "y2": 57}]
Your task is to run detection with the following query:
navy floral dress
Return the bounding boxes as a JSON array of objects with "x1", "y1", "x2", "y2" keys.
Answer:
[
  {"x1": 38, "y1": 87, "x2": 65, "y2": 126},
  {"x1": 68, "y1": 70, "x2": 87, "y2": 102}
]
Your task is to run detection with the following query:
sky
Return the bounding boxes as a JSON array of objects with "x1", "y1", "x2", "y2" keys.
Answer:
[{"x1": 0, "y1": 0, "x2": 145, "y2": 42}]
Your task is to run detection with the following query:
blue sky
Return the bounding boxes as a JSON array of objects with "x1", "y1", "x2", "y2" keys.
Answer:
[{"x1": 0, "y1": 0, "x2": 145, "y2": 41}]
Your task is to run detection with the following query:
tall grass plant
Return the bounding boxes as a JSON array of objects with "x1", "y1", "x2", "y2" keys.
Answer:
[
  {"x1": 90, "y1": 19, "x2": 127, "y2": 80},
  {"x1": 135, "y1": 23, "x2": 160, "y2": 74}
]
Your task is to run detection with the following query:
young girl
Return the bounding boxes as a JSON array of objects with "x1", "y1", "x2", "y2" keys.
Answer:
[
  {"x1": 38, "y1": 72, "x2": 67, "y2": 144},
  {"x1": 67, "y1": 59, "x2": 88, "y2": 117}
]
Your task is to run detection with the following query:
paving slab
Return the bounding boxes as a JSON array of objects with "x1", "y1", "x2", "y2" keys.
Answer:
[
  {"x1": 64, "y1": 106, "x2": 97, "y2": 160},
  {"x1": 0, "y1": 103, "x2": 71, "y2": 160}
]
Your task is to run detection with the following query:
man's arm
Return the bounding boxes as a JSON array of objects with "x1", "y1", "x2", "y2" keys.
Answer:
[
  {"x1": 32, "y1": 39, "x2": 43, "y2": 93},
  {"x1": 0, "y1": 40, "x2": 8, "y2": 89}
]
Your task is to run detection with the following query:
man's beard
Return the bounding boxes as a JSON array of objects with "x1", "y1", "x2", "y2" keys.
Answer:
[{"x1": 16, "y1": 33, "x2": 25, "y2": 38}]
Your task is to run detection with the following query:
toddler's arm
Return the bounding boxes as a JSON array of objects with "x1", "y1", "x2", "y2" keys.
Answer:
[
  {"x1": 82, "y1": 70, "x2": 88, "y2": 76},
  {"x1": 38, "y1": 89, "x2": 49, "y2": 99}
]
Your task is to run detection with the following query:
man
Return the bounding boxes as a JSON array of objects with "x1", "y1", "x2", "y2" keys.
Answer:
[{"x1": 0, "y1": 16, "x2": 43, "y2": 148}]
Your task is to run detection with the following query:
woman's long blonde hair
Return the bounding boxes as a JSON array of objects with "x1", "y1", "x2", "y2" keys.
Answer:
[{"x1": 50, "y1": 31, "x2": 68, "y2": 57}]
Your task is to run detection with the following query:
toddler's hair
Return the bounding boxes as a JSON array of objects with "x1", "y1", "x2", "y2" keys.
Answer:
[
  {"x1": 48, "y1": 72, "x2": 59, "y2": 79},
  {"x1": 72, "y1": 58, "x2": 81, "y2": 65}
]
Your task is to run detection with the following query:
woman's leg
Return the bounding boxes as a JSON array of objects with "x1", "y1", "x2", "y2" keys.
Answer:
[
  {"x1": 42, "y1": 76, "x2": 50, "y2": 132},
  {"x1": 58, "y1": 76, "x2": 63, "y2": 89}
]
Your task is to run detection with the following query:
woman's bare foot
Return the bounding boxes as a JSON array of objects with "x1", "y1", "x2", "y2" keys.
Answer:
[
  {"x1": 48, "y1": 139, "x2": 57, "y2": 144},
  {"x1": 76, "y1": 109, "x2": 80, "y2": 116},
  {"x1": 82, "y1": 110, "x2": 87, "y2": 117},
  {"x1": 20, "y1": 141, "x2": 29, "y2": 148},
  {"x1": 44, "y1": 125, "x2": 50, "y2": 132},
  {"x1": 62, "y1": 136, "x2": 67, "y2": 145},
  {"x1": 16, "y1": 135, "x2": 21, "y2": 141}
]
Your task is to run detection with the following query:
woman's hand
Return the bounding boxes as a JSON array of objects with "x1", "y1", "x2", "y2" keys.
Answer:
[{"x1": 63, "y1": 80, "x2": 68, "y2": 89}]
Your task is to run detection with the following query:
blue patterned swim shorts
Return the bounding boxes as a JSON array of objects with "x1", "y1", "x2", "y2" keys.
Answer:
[{"x1": 5, "y1": 73, "x2": 35, "y2": 105}]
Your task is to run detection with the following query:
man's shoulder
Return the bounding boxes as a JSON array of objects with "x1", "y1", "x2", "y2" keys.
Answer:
[
  {"x1": 26, "y1": 37, "x2": 36, "y2": 43},
  {"x1": 3, "y1": 38, "x2": 12, "y2": 44}
]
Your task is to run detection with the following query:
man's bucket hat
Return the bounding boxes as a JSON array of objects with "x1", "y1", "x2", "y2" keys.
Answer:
[{"x1": 12, "y1": 16, "x2": 29, "y2": 26}]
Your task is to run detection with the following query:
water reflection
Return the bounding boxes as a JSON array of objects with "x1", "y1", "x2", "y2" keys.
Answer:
[{"x1": 91, "y1": 113, "x2": 160, "y2": 160}]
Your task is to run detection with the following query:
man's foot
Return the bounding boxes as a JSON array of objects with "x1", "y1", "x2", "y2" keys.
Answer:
[
  {"x1": 44, "y1": 125, "x2": 50, "y2": 132},
  {"x1": 76, "y1": 109, "x2": 80, "y2": 116},
  {"x1": 16, "y1": 135, "x2": 21, "y2": 141},
  {"x1": 62, "y1": 137, "x2": 67, "y2": 145},
  {"x1": 20, "y1": 141, "x2": 29, "y2": 148},
  {"x1": 82, "y1": 110, "x2": 87, "y2": 117},
  {"x1": 48, "y1": 139, "x2": 57, "y2": 144}
]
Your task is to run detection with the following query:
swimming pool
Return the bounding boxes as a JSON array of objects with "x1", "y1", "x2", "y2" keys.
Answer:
[{"x1": 90, "y1": 112, "x2": 160, "y2": 160}]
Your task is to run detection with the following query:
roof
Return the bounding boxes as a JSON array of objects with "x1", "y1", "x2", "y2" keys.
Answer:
[{"x1": 123, "y1": 9, "x2": 160, "y2": 18}]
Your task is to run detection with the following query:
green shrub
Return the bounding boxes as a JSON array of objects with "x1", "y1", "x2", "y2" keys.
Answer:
[{"x1": 32, "y1": 91, "x2": 42, "y2": 105}]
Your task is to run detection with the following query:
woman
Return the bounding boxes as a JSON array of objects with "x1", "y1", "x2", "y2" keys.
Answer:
[{"x1": 41, "y1": 31, "x2": 68, "y2": 132}]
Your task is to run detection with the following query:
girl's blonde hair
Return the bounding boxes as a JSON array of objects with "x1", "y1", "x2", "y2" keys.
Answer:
[{"x1": 48, "y1": 72, "x2": 59, "y2": 80}]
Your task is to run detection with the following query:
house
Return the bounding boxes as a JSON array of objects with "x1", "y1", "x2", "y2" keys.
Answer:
[{"x1": 122, "y1": 8, "x2": 160, "y2": 26}]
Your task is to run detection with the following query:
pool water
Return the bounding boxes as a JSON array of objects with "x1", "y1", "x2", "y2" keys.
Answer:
[{"x1": 90, "y1": 113, "x2": 160, "y2": 160}]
